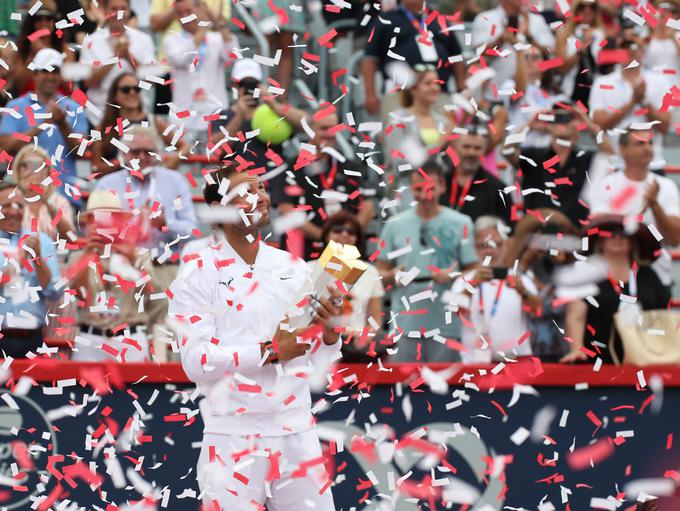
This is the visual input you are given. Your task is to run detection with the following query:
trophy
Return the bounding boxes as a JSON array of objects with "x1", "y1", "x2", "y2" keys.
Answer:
[{"x1": 287, "y1": 240, "x2": 368, "y2": 329}]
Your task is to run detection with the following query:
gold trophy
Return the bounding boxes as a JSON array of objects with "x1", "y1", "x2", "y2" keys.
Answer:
[{"x1": 288, "y1": 240, "x2": 368, "y2": 329}]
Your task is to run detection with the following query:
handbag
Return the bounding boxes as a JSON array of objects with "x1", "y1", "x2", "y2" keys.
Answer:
[{"x1": 614, "y1": 309, "x2": 680, "y2": 366}]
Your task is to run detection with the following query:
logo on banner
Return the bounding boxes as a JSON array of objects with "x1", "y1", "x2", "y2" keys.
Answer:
[
  {"x1": 0, "y1": 392, "x2": 56, "y2": 510},
  {"x1": 318, "y1": 421, "x2": 505, "y2": 511}
]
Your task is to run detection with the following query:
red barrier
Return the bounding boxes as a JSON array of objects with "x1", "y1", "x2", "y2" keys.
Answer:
[{"x1": 6, "y1": 359, "x2": 680, "y2": 388}]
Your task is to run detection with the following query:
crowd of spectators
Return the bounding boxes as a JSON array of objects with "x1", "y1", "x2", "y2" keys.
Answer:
[{"x1": 1, "y1": 0, "x2": 679, "y2": 367}]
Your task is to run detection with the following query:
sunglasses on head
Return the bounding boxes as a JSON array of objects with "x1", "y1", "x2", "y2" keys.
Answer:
[
  {"x1": 330, "y1": 225, "x2": 357, "y2": 236},
  {"x1": 117, "y1": 85, "x2": 140, "y2": 94},
  {"x1": 414, "y1": 63, "x2": 437, "y2": 73}
]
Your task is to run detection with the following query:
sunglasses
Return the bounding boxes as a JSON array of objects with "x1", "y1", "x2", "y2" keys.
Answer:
[
  {"x1": 117, "y1": 85, "x2": 140, "y2": 95},
  {"x1": 414, "y1": 63, "x2": 437, "y2": 73},
  {"x1": 330, "y1": 225, "x2": 357, "y2": 236},
  {"x1": 420, "y1": 224, "x2": 430, "y2": 247}
]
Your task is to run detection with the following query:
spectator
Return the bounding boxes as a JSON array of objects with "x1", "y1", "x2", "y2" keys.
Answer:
[
  {"x1": 471, "y1": 0, "x2": 555, "y2": 101},
  {"x1": 14, "y1": 8, "x2": 75, "y2": 96},
  {"x1": 361, "y1": 0, "x2": 465, "y2": 117},
  {"x1": 644, "y1": 2, "x2": 680, "y2": 91},
  {"x1": 384, "y1": 65, "x2": 450, "y2": 185},
  {"x1": 447, "y1": 216, "x2": 536, "y2": 363},
  {"x1": 79, "y1": 0, "x2": 156, "y2": 126},
  {"x1": 376, "y1": 159, "x2": 477, "y2": 362},
  {"x1": 0, "y1": 38, "x2": 17, "y2": 108},
  {"x1": 0, "y1": 48, "x2": 89, "y2": 200},
  {"x1": 150, "y1": 0, "x2": 229, "y2": 116},
  {"x1": 93, "y1": 124, "x2": 197, "y2": 342},
  {"x1": 506, "y1": 45, "x2": 567, "y2": 149},
  {"x1": 163, "y1": 0, "x2": 238, "y2": 142},
  {"x1": 12, "y1": 144, "x2": 75, "y2": 239},
  {"x1": 560, "y1": 214, "x2": 669, "y2": 363},
  {"x1": 68, "y1": 189, "x2": 151, "y2": 362},
  {"x1": 503, "y1": 209, "x2": 589, "y2": 361},
  {"x1": 254, "y1": 0, "x2": 305, "y2": 99},
  {"x1": 312, "y1": 211, "x2": 385, "y2": 362},
  {"x1": 208, "y1": 58, "x2": 305, "y2": 172},
  {"x1": 510, "y1": 105, "x2": 613, "y2": 227},
  {"x1": 439, "y1": 126, "x2": 514, "y2": 226},
  {"x1": 0, "y1": 182, "x2": 61, "y2": 358},
  {"x1": 589, "y1": 34, "x2": 672, "y2": 171},
  {"x1": 271, "y1": 109, "x2": 373, "y2": 259},
  {"x1": 92, "y1": 72, "x2": 189, "y2": 174},
  {"x1": 555, "y1": 0, "x2": 606, "y2": 107},
  {"x1": 589, "y1": 129, "x2": 680, "y2": 286}
]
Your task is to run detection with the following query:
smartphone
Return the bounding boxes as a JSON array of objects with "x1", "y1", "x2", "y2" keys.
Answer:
[
  {"x1": 492, "y1": 267, "x2": 508, "y2": 279},
  {"x1": 239, "y1": 77, "x2": 261, "y2": 105},
  {"x1": 508, "y1": 15, "x2": 519, "y2": 29},
  {"x1": 554, "y1": 110, "x2": 574, "y2": 124}
]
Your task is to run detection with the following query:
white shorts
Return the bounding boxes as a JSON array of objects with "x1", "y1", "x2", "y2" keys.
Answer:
[{"x1": 196, "y1": 429, "x2": 335, "y2": 511}]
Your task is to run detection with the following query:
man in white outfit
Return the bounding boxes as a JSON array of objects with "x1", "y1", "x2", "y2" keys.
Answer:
[{"x1": 168, "y1": 163, "x2": 342, "y2": 510}]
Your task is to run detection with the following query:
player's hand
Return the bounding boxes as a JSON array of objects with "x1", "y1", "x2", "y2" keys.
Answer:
[
  {"x1": 271, "y1": 324, "x2": 310, "y2": 362},
  {"x1": 313, "y1": 285, "x2": 343, "y2": 345}
]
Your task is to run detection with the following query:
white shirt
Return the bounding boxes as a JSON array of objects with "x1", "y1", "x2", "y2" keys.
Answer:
[
  {"x1": 471, "y1": 7, "x2": 555, "y2": 97},
  {"x1": 163, "y1": 30, "x2": 238, "y2": 132},
  {"x1": 589, "y1": 170, "x2": 680, "y2": 223},
  {"x1": 79, "y1": 26, "x2": 156, "y2": 126},
  {"x1": 168, "y1": 240, "x2": 341, "y2": 437},
  {"x1": 447, "y1": 272, "x2": 536, "y2": 363},
  {"x1": 644, "y1": 37, "x2": 680, "y2": 88},
  {"x1": 589, "y1": 170, "x2": 680, "y2": 285},
  {"x1": 589, "y1": 69, "x2": 671, "y2": 169}
]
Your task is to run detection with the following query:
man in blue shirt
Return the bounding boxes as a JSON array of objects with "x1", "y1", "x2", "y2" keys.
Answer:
[
  {"x1": 93, "y1": 124, "x2": 197, "y2": 345},
  {"x1": 0, "y1": 182, "x2": 62, "y2": 358},
  {"x1": 0, "y1": 48, "x2": 88, "y2": 201},
  {"x1": 377, "y1": 159, "x2": 477, "y2": 362}
]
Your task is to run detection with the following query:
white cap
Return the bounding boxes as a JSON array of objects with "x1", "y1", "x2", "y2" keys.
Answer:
[
  {"x1": 231, "y1": 58, "x2": 263, "y2": 82},
  {"x1": 30, "y1": 48, "x2": 64, "y2": 72}
]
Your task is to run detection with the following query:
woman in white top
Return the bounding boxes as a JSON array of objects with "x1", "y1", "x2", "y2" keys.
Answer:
[
  {"x1": 555, "y1": 0, "x2": 605, "y2": 107},
  {"x1": 644, "y1": 2, "x2": 680, "y2": 88},
  {"x1": 13, "y1": 144, "x2": 75, "y2": 240},
  {"x1": 311, "y1": 211, "x2": 385, "y2": 362},
  {"x1": 384, "y1": 66, "x2": 450, "y2": 187}
]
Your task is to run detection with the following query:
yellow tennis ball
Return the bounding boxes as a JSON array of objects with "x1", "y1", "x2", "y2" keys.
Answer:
[{"x1": 251, "y1": 104, "x2": 294, "y2": 145}]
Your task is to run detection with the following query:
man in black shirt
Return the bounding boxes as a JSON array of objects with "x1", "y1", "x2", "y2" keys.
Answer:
[
  {"x1": 270, "y1": 110, "x2": 372, "y2": 259},
  {"x1": 512, "y1": 107, "x2": 613, "y2": 227},
  {"x1": 361, "y1": 0, "x2": 465, "y2": 116},
  {"x1": 440, "y1": 127, "x2": 514, "y2": 227}
]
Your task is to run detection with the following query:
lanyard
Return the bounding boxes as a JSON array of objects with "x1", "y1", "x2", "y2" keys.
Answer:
[
  {"x1": 400, "y1": 5, "x2": 426, "y2": 31},
  {"x1": 449, "y1": 172, "x2": 473, "y2": 210},
  {"x1": 478, "y1": 280, "x2": 505, "y2": 318}
]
